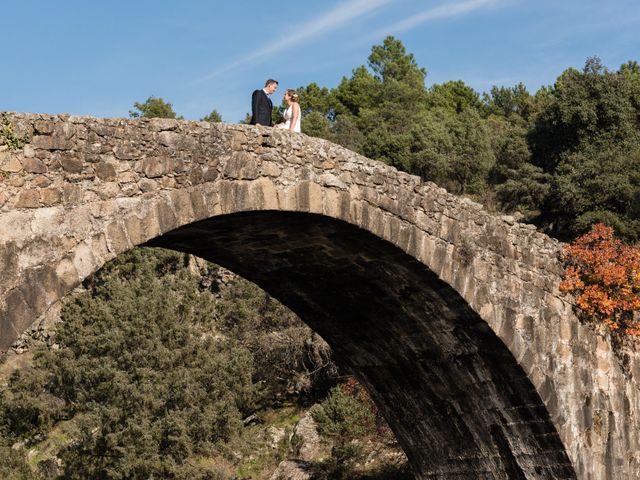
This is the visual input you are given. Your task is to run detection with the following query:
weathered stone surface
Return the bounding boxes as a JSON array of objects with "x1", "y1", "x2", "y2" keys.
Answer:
[
  {"x1": 269, "y1": 460, "x2": 311, "y2": 480},
  {"x1": 294, "y1": 412, "x2": 322, "y2": 462},
  {"x1": 60, "y1": 155, "x2": 84, "y2": 173},
  {"x1": 21, "y1": 157, "x2": 47, "y2": 173},
  {"x1": 14, "y1": 189, "x2": 40, "y2": 208},
  {"x1": 31, "y1": 134, "x2": 74, "y2": 151},
  {"x1": 94, "y1": 162, "x2": 117, "y2": 181},
  {"x1": 39, "y1": 188, "x2": 63, "y2": 206},
  {"x1": 0, "y1": 112, "x2": 638, "y2": 480},
  {"x1": 32, "y1": 175, "x2": 52, "y2": 187}
]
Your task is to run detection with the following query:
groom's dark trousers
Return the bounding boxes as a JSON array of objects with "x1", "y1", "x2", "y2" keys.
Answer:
[{"x1": 250, "y1": 89, "x2": 273, "y2": 126}]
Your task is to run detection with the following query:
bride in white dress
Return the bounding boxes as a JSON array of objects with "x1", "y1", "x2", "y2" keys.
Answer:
[{"x1": 276, "y1": 89, "x2": 301, "y2": 133}]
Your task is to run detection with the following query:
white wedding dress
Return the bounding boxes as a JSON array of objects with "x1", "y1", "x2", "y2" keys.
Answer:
[{"x1": 279, "y1": 104, "x2": 301, "y2": 132}]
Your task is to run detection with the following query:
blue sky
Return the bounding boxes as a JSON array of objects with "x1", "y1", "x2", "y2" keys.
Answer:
[{"x1": 2, "y1": 0, "x2": 639, "y2": 123}]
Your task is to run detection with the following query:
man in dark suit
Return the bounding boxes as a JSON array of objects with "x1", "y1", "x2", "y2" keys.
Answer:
[{"x1": 250, "y1": 79, "x2": 278, "y2": 126}]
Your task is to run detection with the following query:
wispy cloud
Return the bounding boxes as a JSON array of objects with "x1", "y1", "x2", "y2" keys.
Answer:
[
  {"x1": 195, "y1": 0, "x2": 392, "y2": 83},
  {"x1": 368, "y1": 0, "x2": 505, "y2": 40}
]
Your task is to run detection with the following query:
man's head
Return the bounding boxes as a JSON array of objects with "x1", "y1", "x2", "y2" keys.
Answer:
[{"x1": 264, "y1": 79, "x2": 278, "y2": 94}]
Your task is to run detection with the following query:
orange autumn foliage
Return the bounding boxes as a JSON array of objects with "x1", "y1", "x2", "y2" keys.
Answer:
[{"x1": 560, "y1": 223, "x2": 640, "y2": 336}]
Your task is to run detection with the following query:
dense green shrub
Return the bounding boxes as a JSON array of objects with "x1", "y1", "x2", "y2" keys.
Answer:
[{"x1": 0, "y1": 249, "x2": 255, "y2": 478}]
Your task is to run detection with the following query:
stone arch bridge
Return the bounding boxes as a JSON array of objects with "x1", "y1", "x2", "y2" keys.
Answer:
[{"x1": 0, "y1": 112, "x2": 638, "y2": 479}]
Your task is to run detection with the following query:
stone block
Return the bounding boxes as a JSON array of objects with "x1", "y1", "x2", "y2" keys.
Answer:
[
  {"x1": 94, "y1": 182, "x2": 120, "y2": 200},
  {"x1": 33, "y1": 175, "x2": 52, "y2": 187},
  {"x1": 248, "y1": 177, "x2": 278, "y2": 210},
  {"x1": 260, "y1": 161, "x2": 281, "y2": 177},
  {"x1": 60, "y1": 154, "x2": 84, "y2": 173},
  {"x1": 62, "y1": 184, "x2": 84, "y2": 205},
  {"x1": 203, "y1": 167, "x2": 219, "y2": 182},
  {"x1": 0, "y1": 242, "x2": 19, "y2": 287},
  {"x1": 1, "y1": 290, "x2": 35, "y2": 349},
  {"x1": 33, "y1": 120, "x2": 55, "y2": 135},
  {"x1": 15, "y1": 189, "x2": 40, "y2": 208},
  {"x1": 21, "y1": 157, "x2": 47, "y2": 173},
  {"x1": 189, "y1": 165, "x2": 204, "y2": 185},
  {"x1": 276, "y1": 184, "x2": 297, "y2": 211},
  {"x1": 138, "y1": 178, "x2": 157, "y2": 192},
  {"x1": 72, "y1": 241, "x2": 99, "y2": 280},
  {"x1": 140, "y1": 157, "x2": 169, "y2": 178},
  {"x1": 189, "y1": 190, "x2": 208, "y2": 221},
  {"x1": 159, "y1": 131, "x2": 195, "y2": 150},
  {"x1": 226, "y1": 181, "x2": 250, "y2": 212},
  {"x1": 120, "y1": 183, "x2": 139, "y2": 197},
  {"x1": 223, "y1": 151, "x2": 259, "y2": 180},
  {"x1": 138, "y1": 208, "x2": 161, "y2": 243},
  {"x1": 319, "y1": 173, "x2": 347, "y2": 190},
  {"x1": 119, "y1": 171, "x2": 138, "y2": 183},
  {"x1": 94, "y1": 162, "x2": 117, "y2": 181},
  {"x1": 8, "y1": 176, "x2": 25, "y2": 187},
  {"x1": 296, "y1": 180, "x2": 311, "y2": 212},
  {"x1": 0, "y1": 153, "x2": 22, "y2": 172},
  {"x1": 169, "y1": 189, "x2": 195, "y2": 225},
  {"x1": 124, "y1": 215, "x2": 146, "y2": 246},
  {"x1": 106, "y1": 221, "x2": 130, "y2": 254},
  {"x1": 148, "y1": 118, "x2": 178, "y2": 131},
  {"x1": 32, "y1": 135, "x2": 74, "y2": 151},
  {"x1": 40, "y1": 187, "x2": 63, "y2": 206},
  {"x1": 23, "y1": 266, "x2": 60, "y2": 313},
  {"x1": 113, "y1": 143, "x2": 139, "y2": 160},
  {"x1": 156, "y1": 201, "x2": 178, "y2": 233},
  {"x1": 169, "y1": 157, "x2": 186, "y2": 174},
  {"x1": 230, "y1": 130, "x2": 247, "y2": 150},
  {"x1": 55, "y1": 257, "x2": 79, "y2": 291}
]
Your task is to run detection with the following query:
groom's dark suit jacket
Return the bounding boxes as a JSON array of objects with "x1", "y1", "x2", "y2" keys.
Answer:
[{"x1": 250, "y1": 89, "x2": 273, "y2": 126}]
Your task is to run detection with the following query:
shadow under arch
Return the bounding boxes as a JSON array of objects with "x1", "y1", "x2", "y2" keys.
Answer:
[{"x1": 146, "y1": 210, "x2": 577, "y2": 480}]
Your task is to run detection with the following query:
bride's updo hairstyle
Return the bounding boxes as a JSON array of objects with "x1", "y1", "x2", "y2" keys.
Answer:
[{"x1": 286, "y1": 89, "x2": 300, "y2": 103}]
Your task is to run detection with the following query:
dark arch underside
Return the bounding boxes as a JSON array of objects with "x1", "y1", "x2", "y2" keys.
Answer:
[{"x1": 146, "y1": 210, "x2": 576, "y2": 479}]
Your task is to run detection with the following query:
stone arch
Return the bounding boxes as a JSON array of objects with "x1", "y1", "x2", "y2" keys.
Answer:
[{"x1": 0, "y1": 113, "x2": 638, "y2": 478}]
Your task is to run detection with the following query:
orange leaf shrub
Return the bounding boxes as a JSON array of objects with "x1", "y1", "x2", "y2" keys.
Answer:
[{"x1": 560, "y1": 223, "x2": 640, "y2": 336}]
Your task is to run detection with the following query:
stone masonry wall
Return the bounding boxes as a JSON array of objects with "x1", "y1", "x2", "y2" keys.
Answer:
[{"x1": 0, "y1": 112, "x2": 638, "y2": 479}]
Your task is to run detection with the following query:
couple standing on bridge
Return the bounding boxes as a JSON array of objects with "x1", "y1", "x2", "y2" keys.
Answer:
[{"x1": 250, "y1": 79, "x2": 301, "y2": 133}]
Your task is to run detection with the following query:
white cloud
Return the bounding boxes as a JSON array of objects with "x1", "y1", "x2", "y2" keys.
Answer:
[
  {"x1": 196, "y1": 0, "x2": 392, "y2": 83},
  {"x1": 370, "y1": 0, "x2": 505, "y2": 39}
]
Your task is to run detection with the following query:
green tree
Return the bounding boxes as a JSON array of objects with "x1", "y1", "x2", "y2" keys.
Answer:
[
  {"x1": 428, "y1": 80, "x2": 483, "y2": 114},
  {"x1": 483, "y1": 83, "x2": 534, "y2": 124},
  {"x1": 297, "y1": 82, "x2": 335, "y2": 119},
  {"x1": 0, "y1": 437, "x2": 42, "y2": 479},
  {"x1": 333, "y1": 65, "x2": 379, "y2": 119},
  {"x1": 201, "y1": 109, "x2": 222, "y2": 122},
  {"x1": 0, "y1": 249, "x2": 255, "y2": 479},
  {"x1": 407, "y1": 109, "x2": 495, "y2": 195},
  {"x1": 489, "y1": 125, "x2": 550, "y2": 216},
  {"x1": 332, "y1": 37, "x2": 430, "y2": 171},
  {"x1": 217, "y1": 276, "x2": 335, "y2": 406},
  {"x1": 129, "y1": 96, "x2": 180, "y2": 119},
  {"x1": 547, "y1": 148, "x2": 640, "y2": 240},
  {"x1": 529, "y1": 57, "x2": 640, "y2": 172},
  {"x1": 368, "y1": 36, "x2": 426, "y2": 87},
  {"x1": 528, "y1": 57, "x2": 640, "y2": 240}
]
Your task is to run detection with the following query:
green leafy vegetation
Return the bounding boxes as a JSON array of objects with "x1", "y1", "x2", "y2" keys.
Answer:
[
  {"x1": 129, "y1": 96, "x2": 182, "y2": 119},
  {"x1": 296, "y1": 37, "x2": 640, "y2": 242},
  {"x1": 1, "y1": 250, "x2": 254, "y2": 478},
  {"x1": 0, "y1": 121, "x2": 30, "y2": 151},
  {"x1": 201, "y1": 110, "x2": 222, "y2": 123},
  {"x1": 310, "y1": 378, "x2": 411, "y2": 480},
  {"x1": 0, "y1": 249, "x2": 378, "y2": 478}
]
